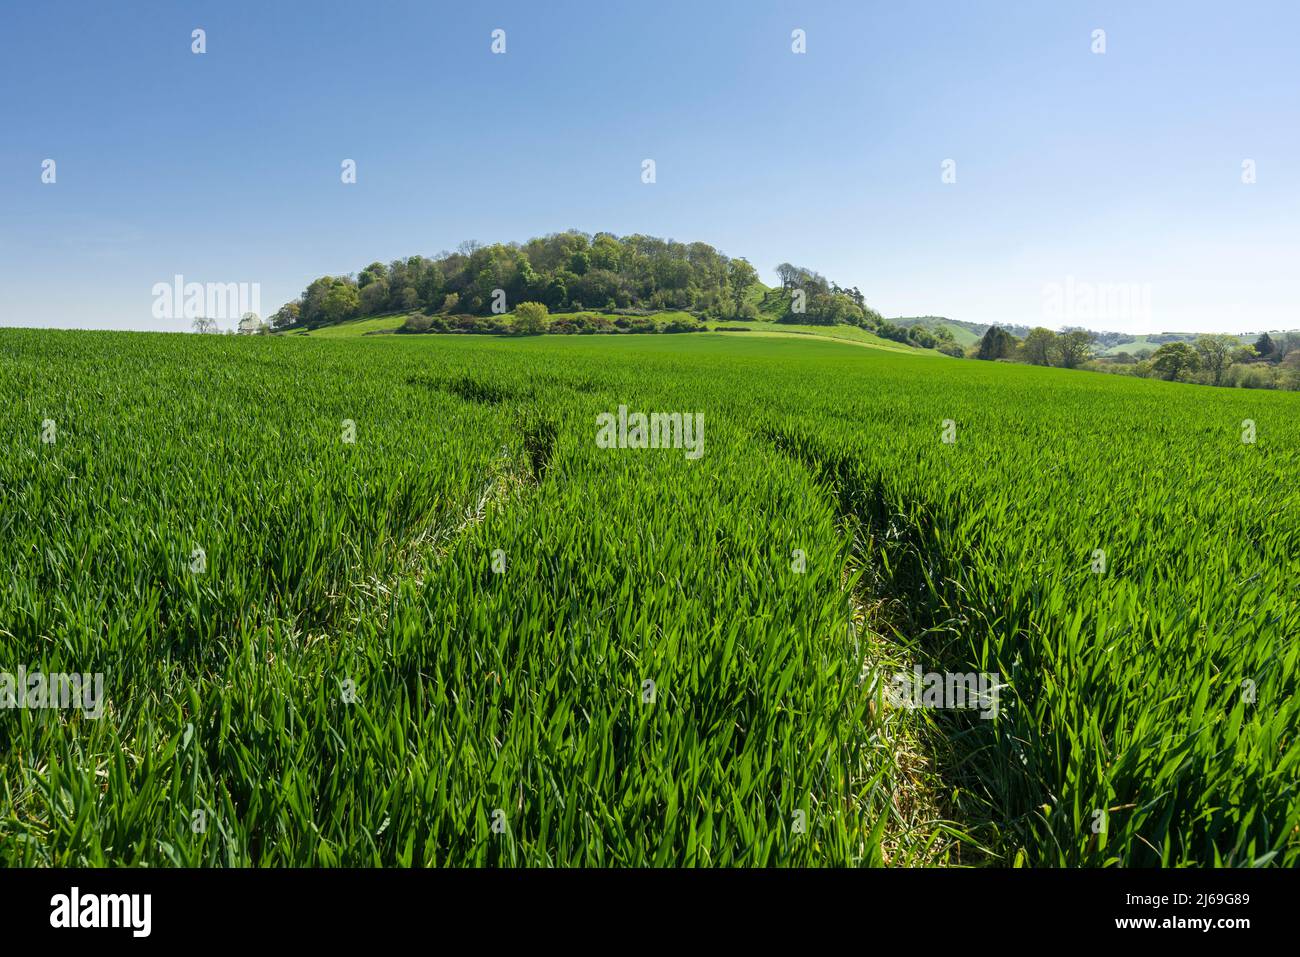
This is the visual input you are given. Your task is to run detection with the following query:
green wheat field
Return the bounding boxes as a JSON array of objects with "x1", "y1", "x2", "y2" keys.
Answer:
[{"x1": 1, "y1": 328, "x2": 1296, "y2": 866}]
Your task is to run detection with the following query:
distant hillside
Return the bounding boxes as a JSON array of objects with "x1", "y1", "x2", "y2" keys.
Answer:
[
  {"x1": 891, "y1": 317, "x2": 1010, "y2": 347},
  {"x1": 1095, "y1": 332, "x2": 1258, "y2": 356},
  {"x1": 271, "y1": 231, "x2": 877, "y2": 334},
  {"x1": 893, "y1": 318, "x2": 1290, "y2": 356}
]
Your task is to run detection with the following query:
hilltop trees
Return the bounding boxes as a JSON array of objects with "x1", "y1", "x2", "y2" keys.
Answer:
[
  {"x1": 764, "y1": 263, "x2": 878, "y2": 328},
  {"x1": 269, "y1": 232, "x2": 922, "y2": 346},
  {"x1": 318, "y1": 232, "x2": 965, "y2": 347},
  {"x1": 275, "y1": 232, "x2": 811, "y2": 330},
  {"x1": 795, "y1": 290, "x2": 869, "y2": 326}
]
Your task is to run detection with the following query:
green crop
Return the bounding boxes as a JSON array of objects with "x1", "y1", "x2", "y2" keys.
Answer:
[{"x1": 1, "y1": 329, "x2": 1295, "y2": 866}]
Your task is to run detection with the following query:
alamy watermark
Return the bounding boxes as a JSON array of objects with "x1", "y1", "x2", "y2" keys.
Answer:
[
  {"x1": 596, "y1": 405, "x2": 704, "y2": 460},
  {"x1": 879, "y1": 665, "x2": 1001, "y2": 719},
  {"x1": 50, "y1": 887, "x2": 150, "y2": 937},
  {"x1": 1042, "y1": 276, "x2": 1151, "y2": 325},
  {"x1": 152, "y1": 274, "x2": 261, "y2": 323},
  {"x1": 1, "y1": 665, "x2": 105, "y2": 718}
]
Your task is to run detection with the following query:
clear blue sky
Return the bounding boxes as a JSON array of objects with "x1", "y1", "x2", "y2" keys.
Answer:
[{"x1": 2, "y1": 0, "x2": 1297, "y2": 334}]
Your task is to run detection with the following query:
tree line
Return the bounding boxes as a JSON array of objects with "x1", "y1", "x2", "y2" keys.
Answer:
[
  {"x1": 272, "y1": 232, "x2": 783, "y2": 330},
  {"x1": 974, "y1": 325, "x2": 1300, "y2": 390}
]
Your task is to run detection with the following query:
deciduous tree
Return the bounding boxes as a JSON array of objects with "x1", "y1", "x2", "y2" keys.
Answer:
[
  {"x1": 1150, "y1": 342, "x2": 1201, "y2": 381},
  {"x1": 1194, "y1": 334, "x2": 1238, "y2": 385},
  {"x1": 1054, "y1": 330, "x2": 1095, "y2": 369},
  {"x1": 1020, "y1": 327, "x2": 1058, "y2": 365}
]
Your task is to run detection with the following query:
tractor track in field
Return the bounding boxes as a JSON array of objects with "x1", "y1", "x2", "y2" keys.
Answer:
[
  {"x1": 333, "y1": 404, "x2": 559, "y2": 633},
  {"x1": 758, "y1": 420, "x2": 1000, "y2": 865}
]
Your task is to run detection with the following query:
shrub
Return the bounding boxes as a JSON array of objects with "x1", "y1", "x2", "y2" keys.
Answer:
[
  {"x1": 1226, "y1": 363, "x2": 1275, "y2": 389},
  {"x1": 661, "y1": 318, "x2": 705, "y2": 334},
  {"x1": 512, "y1": 302, "x2": 549, "y2": 336}
]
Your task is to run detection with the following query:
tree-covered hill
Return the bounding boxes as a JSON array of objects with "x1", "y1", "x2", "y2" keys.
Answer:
[
  {"x1": 271, "y1": 231, "x2": 890, "y2": 334},
  {"x1": 271, "y1": 231, "x2": 763, "y2": 330}
]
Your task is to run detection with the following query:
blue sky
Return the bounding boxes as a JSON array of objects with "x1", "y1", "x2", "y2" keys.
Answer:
[{"x1": 2, "y1": 0, "x2": 1297, "y2": 333}]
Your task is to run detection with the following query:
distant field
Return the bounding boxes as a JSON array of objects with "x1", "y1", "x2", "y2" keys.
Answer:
[
  {"x1": 1097, "y1": 334, "x2": 1192, "y2": 356},
  {"x1": 934, "y1": 322, "x2": 980, "y2": 347},
  {"x1": 297, "y1": 314, "x2": 408, "y2": 337},
  {"x1": 3, "y1": 329, "x2": 1296, "y2": 866},
  {"x1": 706, "y1": 320, "x2": 926, "y2": 353},
  {"x1": 1096, "y1": 333, "x2": 1256, "y2": 357},
  {"x1": 291, "y1": 311, "x2": 926, "y2": 355}
]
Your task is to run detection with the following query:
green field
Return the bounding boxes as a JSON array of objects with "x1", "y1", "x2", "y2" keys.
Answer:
[
  {"x1": 928, "y1": 322, "x2": 980, "y2": 348},
  {"x1": 293, "y1": 310, "x2": 927, "y2": 356},
  {"x1": 705, "y1": 320, "x2": 926, "y2": 353},
  {"x1": 296, "y1": 314, "x2": 408, "y2": 337},
  {"x1": 2, "y1": 329, "x2": 1296, "y2": 866}
]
